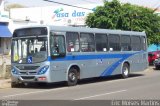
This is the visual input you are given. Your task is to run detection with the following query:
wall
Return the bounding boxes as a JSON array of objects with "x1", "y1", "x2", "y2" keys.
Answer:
[
  {"x1": 10, "y1": 5, "x2": 97, "y2": 26},
  {"x1": 148, "y1": 44, "x2": 160, "y2": 52},
  {"x1": 3, "y1": 38, "x2": 11, "y2": 55}
]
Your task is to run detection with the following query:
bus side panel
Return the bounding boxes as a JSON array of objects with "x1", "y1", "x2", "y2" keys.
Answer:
[
  {"x1": 99, "y1": 52, "x2": 148, "y2": 77},
  {"x1": 49, "y1": 51, "x2": 148, "y2": 82},
  {"x1": 77, "y1": 60, "x2": 97, "y2": 79},
  {"x1": 128, "y1": 52, "x2": 148, "y2": 72},
  {"x1": 49, "y1": 61, "x2": 68, "y2": 82},
  {"x1": 94, "y1": 58, "x2": 121, "y2": 77}
]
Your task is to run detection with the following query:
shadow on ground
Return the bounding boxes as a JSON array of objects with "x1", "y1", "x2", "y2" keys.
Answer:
[{"x1": 16, "y1": 73, "x2": 144, "y2": 89}]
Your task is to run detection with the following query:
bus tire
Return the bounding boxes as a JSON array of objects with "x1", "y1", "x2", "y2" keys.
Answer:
[
  {"x1": 67, "y1": 68, "x2": 78, "y2": 86},
  {"x1": 122, "y1": 63, "x2": 130, "y2": 78}
]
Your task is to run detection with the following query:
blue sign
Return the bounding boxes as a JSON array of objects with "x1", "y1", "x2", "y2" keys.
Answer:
[{"x1": 27, "y1": 56, "x2": 32, "y2": 63}]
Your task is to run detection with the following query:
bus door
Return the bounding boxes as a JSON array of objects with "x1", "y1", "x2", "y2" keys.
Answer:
[{"x1": 49, "y1": 31, "x2": 67, "y2": 81}]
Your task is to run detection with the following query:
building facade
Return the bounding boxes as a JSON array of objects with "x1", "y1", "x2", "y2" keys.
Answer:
[
  {"x1": 10, "y1": 5, "x2": 96, "y2": 26},
  {"x1": 0, "y1": 0, "x2": 12, "y2": 55}
]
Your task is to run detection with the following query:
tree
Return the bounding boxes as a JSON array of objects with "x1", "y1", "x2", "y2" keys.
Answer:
[{"x1": 85, "y1": 0, "x2": 160, "y2": 44}]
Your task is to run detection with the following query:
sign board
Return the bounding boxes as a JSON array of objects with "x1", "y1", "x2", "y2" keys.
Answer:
[
  {"x1": 10, "y1": 5, "x2": 98, "y2": 26},
  {"x1": 27, "y1": 56, "x2": 32, "y2": 63},
  {"x1": 0, "y1": 11, "x2": 10, "y2": 22},
  {"x1": 43, "y1": 6, "x2": 95, "y2": 25}
]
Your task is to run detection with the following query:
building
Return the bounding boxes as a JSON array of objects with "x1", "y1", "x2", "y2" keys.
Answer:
[
  {"x1": 10, "y1": 4, "x2": 96, "y2": 26},
  {"x1": 0, "y1": 0, "x2": 12, "y2": 55},
  {"x1": 9, "y1": 0, "x2": 160, "y2": 26},
  {"x1": 0, "y1": 0, "x2": 12, "y2": 78}
]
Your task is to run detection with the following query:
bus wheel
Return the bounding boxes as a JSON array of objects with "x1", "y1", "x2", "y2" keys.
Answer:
[
  {"x1": 67, "y1": 68, "x2": 78, "y2": 86},
  {"x1": 122, "y1": 63, "x2": 130, "y2": 78}
]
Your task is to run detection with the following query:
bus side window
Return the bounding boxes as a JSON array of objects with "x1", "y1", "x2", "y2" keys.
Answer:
[
  {"x1": 121, "y1": 35, "x2": 131, "y2": 51},
  {"x1": 95, "y1": 33, "x2": 108, "y2": 52},
  {"x1": 68, "y1": 41, "x2": 74, "y2": 52},
  {"x1": 66, "y1": 32, "x2": 80, "y2": 52},
  {"x1": 50, "y1": 34, "x2": 66, "y2": 58},
  {"x1": 131, "y1": 36, "x2": 141, "y2": 51},
  {"x1": 108, "y1": 34, "x2": 120, "y2": 51},
  {"x1": 80, "y1": 33, "x2": 95, "y2": 52},
  {"x1": 74, "y1": 39, "x2": 80, "y2": 52},
  {"x1": 141, "y1": 36, "x2": 147, "y2": 51}
]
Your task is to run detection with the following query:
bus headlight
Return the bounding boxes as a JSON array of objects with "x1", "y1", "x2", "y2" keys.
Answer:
[
  {"x1": 11, "y1": 67, "x2": 18, "y2": 75},
  {"x1": 37, "y1": 65, "x2": 49, "y2": 75}
]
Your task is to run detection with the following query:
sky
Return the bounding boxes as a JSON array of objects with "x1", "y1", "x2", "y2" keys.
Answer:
[
  {"x1": 4, "y1": 0, "x2": 160, "y2": 11},
  {"x1": 5, "y1": 0, "x2": 103, "y2": 7}
]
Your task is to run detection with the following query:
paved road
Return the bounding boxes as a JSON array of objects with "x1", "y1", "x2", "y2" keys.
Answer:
[{"x1": 0, "y1": 67, "x2": 160, "y2": 101}]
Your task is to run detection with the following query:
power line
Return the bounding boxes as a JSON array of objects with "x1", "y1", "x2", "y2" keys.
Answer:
[
  {"x1": 153, "y1": 4, "x2": 160, "y2": 12},
  {"x1": 43, "y1": 0, "x2": 94, "y2": 10},
  {"x1": 151, "y1": 0, "x2": 160, "y2": 12}
]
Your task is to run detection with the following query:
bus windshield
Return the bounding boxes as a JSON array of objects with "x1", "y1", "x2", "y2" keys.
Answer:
[{"x1": 12, "y1": 37, "x2": 48, "y2": 63}]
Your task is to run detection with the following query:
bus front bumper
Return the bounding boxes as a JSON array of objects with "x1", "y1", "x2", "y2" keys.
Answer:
[{"x1": 11, "y1": 74, "x2": 50, "y2": 83}]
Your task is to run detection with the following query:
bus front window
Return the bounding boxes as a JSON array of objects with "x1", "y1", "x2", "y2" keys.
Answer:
[{"x1": 12, "y1": 37, "x2": 48, "y2": 63}]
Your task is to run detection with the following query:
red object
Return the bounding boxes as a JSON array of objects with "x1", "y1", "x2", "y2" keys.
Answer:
[
  {"x1": 38, "y1": 77, "x2": 46, "y2": 81},
  {"x1": 148, "y1": 51, "x2": 160, "y2": 65}
]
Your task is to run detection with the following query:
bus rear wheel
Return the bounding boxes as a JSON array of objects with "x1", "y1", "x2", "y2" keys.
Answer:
[
  {"x1": 67, "y1": 68, "x2": 78, "y2": 86},
  {"x1": 122, "y1": 63, "x2": 130, "y2": 78}
]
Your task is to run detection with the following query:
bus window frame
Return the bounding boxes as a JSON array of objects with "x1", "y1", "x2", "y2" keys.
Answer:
[
  {"x1": 108, "y1": 34, "x2": 121, "y2": 52},
  {"x1": 95, "y1": 33, "x2": 108, "y2": 52},
  {"x1": 131, "y1": 35, "x2": 141, "y2": 51},
  {"x1": 141, "y1": 36, "x2": 147, "y2": 51},
  {"x1": 80, "y1": 32, "x2": 95, "y2": 52},
  {"x1": 66, "y1": 32, "x2": 80, "y2": 52},
  {"x1": 120, "y1": 34, "x2": 131, "y2": 51},
  {"x1": 50, "y1": 32, "x2": 66, "y2": 59}
]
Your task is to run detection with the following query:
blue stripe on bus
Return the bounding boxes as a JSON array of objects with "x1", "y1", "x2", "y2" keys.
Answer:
[
  {"x1": 100, "y1": 51, "x2": 143, "y2": 76},
  {"x1": 48, "y1": 54, "x2": 129, "y2": 61},
  {"x1": 100, "y1": 54, "x2": 133, "y2": 77},
  {"x1": 47, "y1": 51, "x2": 145, "y2": 76}
]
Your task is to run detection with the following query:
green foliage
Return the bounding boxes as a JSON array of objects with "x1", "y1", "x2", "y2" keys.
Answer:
[{"x1": 85, "y1": 0, "x2": 160, "y2": 44}]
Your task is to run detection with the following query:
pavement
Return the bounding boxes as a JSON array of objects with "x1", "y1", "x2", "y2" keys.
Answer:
[
  {"x1": 0, "y1": 66, "x2": 155, "y2": 89},
  {"x1": 0, "y1": 66, "x2": 159, "y2": 100},
  {"x1": 0, "y1": 66, "x2": 159, "y2": 106},
  {"x1": 0, "y1": 78, "x2": 11, "y2": 89}
]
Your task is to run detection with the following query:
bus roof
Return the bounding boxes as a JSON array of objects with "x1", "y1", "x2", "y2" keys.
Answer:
[{"x1": 14, "y1": 25, "x2": 146, "y2": 36}]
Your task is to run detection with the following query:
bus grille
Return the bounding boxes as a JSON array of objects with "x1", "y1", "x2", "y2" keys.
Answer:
[
  {"x1": 19, "y1": 72, "x2": 37, "y2": 75},
  {"x1": 16, "y1": 66, "x2": 40, "y2": 70},
  {"x1": 21, "y1": 76, "x2": 35, "y2": 80}
]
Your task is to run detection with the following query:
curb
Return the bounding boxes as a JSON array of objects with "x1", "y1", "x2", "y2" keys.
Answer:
[{"x1": 143, "y1": 66, "x2": 155, "y2": 74}]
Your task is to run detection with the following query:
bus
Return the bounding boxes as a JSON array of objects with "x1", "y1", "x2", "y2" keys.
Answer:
[{"x1": 11, "y1": 25, "x2": 148, "y2": 87}]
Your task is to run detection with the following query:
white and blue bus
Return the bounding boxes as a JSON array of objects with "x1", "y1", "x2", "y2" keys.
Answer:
[{"x1": 11, "y1": 25, "x2": 148, "y2": 87}]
